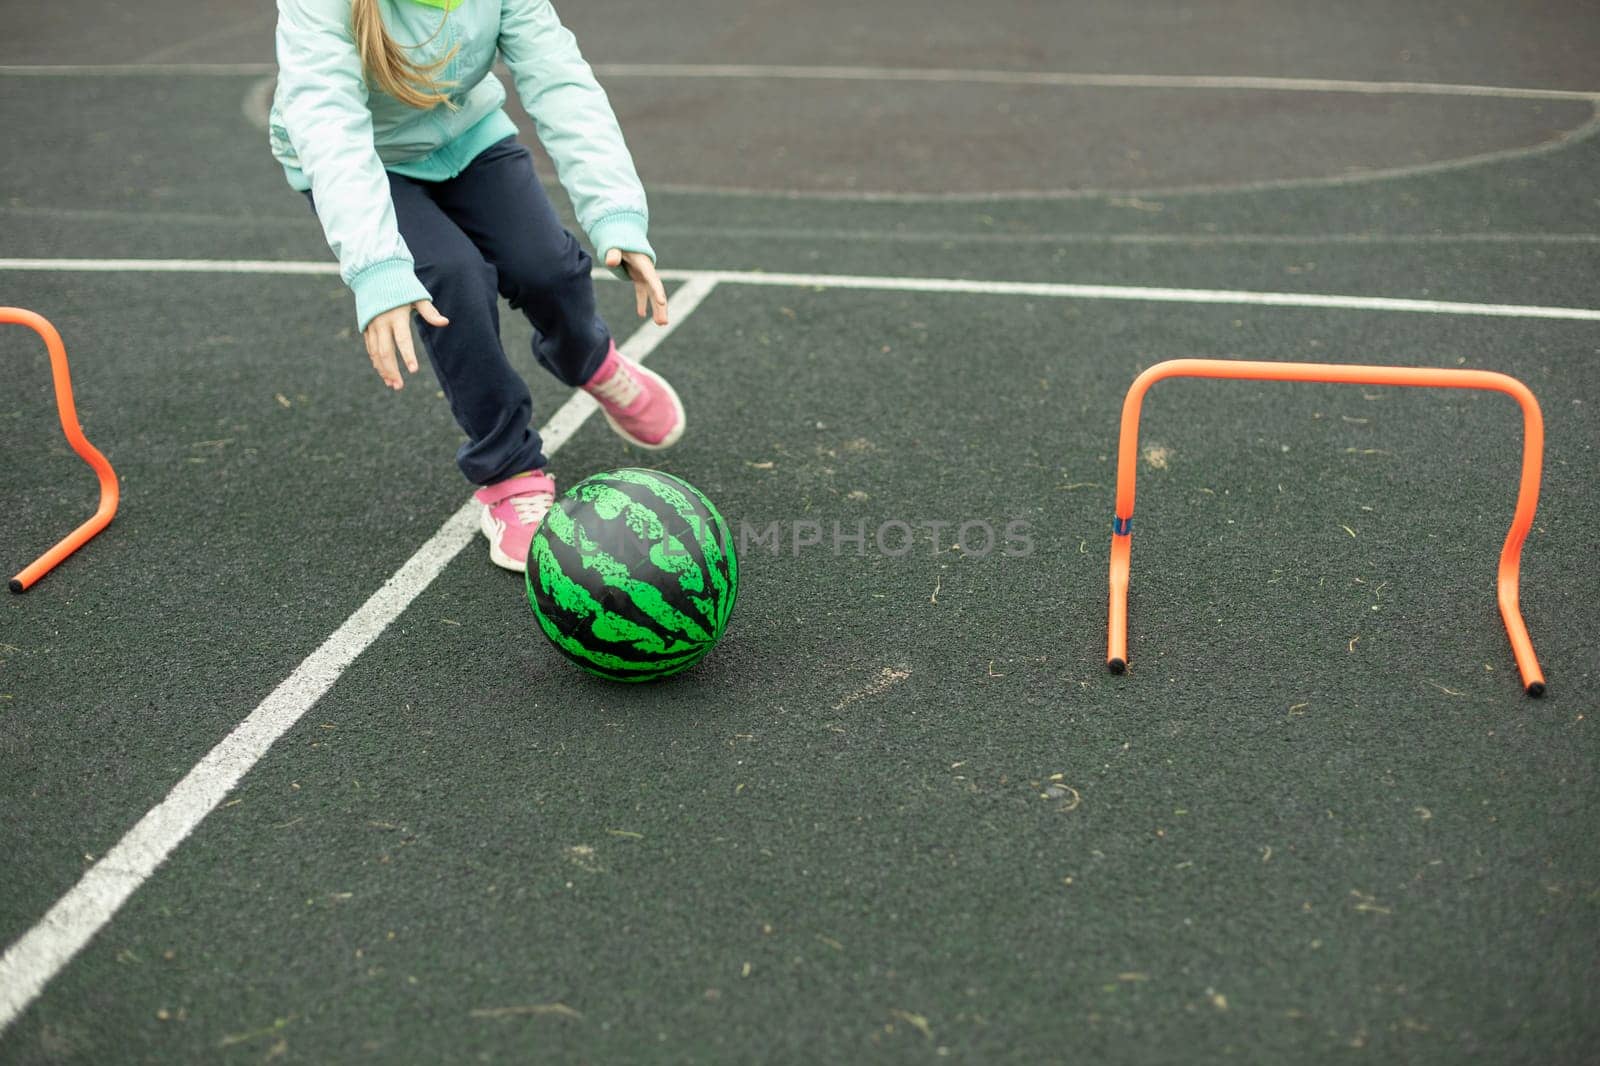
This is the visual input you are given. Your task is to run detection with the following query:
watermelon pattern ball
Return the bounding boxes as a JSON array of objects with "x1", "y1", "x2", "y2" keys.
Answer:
[{"x1": 526, "y1": 468, "x2": 738, "y2": 681}]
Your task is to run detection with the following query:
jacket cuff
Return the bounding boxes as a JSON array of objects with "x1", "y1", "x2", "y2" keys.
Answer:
[
  {"x1": 587, "y1": 212, "x2": 655, "y2": 281},
  {"x1": 350, "y1": 258, "x2": 432, "y2": 332}
]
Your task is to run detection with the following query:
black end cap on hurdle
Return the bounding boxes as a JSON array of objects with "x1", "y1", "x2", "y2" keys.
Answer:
[
  {"x1": 1526, "y1": 681, "x2": 1546, "y2": 698},
  {"x1": 8, "y1": 578, "x2": 22, "y2": 594},
  {"x1": 1107, "y1": 657, "x2": 1126, "y2": 675}
]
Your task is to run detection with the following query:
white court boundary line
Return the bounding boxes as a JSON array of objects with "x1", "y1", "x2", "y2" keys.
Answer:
[
  {"x1": 1, "y1": 258, "x2": 1598, "y2": 322},
  {"x1": 3, "y1": 62, "x2": 1595, "y2": 102},
  {"x1": 591, "y1": 64, "x2": 1600, "y2": 103},
  {"x1": 0, "y1": 275, "x2": 720, "y2": 1035},
  {"x1": 0, "y1": 63, "x2": 278, "y2": 76}
]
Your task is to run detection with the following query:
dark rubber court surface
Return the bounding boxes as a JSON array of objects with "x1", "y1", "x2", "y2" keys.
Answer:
[{"x1": 2, "y1": 2, "x2": 1597, "y2": 1062}]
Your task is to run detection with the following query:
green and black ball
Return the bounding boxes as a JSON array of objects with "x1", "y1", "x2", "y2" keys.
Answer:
[{"x1": 526, "y1": 468, "x2": 737, "y2": 681}]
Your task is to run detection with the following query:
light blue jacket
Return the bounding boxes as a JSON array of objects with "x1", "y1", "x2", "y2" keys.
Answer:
[{"x1": 270, "y1": 0, "x2": 652, "y2": 330}]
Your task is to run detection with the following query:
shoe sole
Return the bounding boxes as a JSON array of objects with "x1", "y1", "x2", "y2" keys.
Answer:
[
  {"x1": 600, "y1": 361, "x2": 686, "y2": 451},
  {"x1": 480, "y1": 506, "x2": 528, "y2": 573}
]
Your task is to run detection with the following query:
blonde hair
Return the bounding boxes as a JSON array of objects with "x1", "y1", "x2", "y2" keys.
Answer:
[{"x1": 350, "y1": 0, "x2": 459, "y2": 109}]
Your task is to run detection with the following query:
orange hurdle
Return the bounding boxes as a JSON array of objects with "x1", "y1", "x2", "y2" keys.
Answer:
[
  {"x1": 1106, "y1": 359, "x2": 1546, "y2": 696},
  {"x1": 4, "y1": 308, "x2": 119, "y2": 593}
]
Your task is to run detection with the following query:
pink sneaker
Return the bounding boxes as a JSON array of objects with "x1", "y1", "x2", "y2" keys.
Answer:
[
  {"x1": 473, "y1": 469, "x2": 556, "y2": 572},
  {"x1": 583, "y1": 342, "x2": 685, "y2": 450}
]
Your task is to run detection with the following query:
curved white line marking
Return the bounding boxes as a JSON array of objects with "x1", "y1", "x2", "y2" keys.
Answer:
[
  {"x1": 22, "y1": 59, "x2": 1581, "y2": 202},
  {"x1": 643, "y1": 107, "x2": 1600, "y2": 203}
]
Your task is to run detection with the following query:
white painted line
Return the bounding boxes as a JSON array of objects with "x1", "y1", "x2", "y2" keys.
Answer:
[
  {"x1": 3, "y1": 61, "x2": 1595, "y2": 102},
  {"x1": 0, "y1": 277, "x2": 718, "y2": 1035},
  {"x1": 0, "y1": 506, "x2": 478, "y2": 1033},
  {"x1": 0, "y1": 63, "x2": 277, "y2": 76},
  {"x1": 647, "y1": 226, "x2": 1600, "y2": 248},
  {"x1": 1, "y1": 258, "x2": 1595, "y2": 322},
  {"x1": 0, "y1": 204, "x2": 309, "y2": 228},
  {"x1": 591, "y1": 63, "x2": 1600, "y2": 103},
  {"x1": 658, "y1": 268, "x2": 1600, "y2": 322},
  {"x1": 0, "y1": 258, "x2": 338, "y2": 275}
]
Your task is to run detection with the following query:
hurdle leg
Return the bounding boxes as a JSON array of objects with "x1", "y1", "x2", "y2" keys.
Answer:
[{"x1": 4, "y1": 308, "x2": 120, "y2": 592}]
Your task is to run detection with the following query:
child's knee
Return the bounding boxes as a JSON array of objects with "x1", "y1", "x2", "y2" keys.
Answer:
[
  {"x1": 501, "y1": 234, "x2": 593, "y2": 307},
  {"x1": 419, "y1": 249, "x2": 498, "y2": 309}
]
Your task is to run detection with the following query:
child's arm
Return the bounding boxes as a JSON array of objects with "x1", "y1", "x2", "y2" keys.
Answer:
[
  {"x1": 275, "y1": 0, "x2": 432, "y2": 336},
  {"x1": 497, "y1": 2, "x2": 655, "y2": 277}
]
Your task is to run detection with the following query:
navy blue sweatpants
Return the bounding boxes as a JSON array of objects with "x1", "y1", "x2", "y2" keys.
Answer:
[{"x1": 316, "y1": 136, "x2": 613, "y2": 484}]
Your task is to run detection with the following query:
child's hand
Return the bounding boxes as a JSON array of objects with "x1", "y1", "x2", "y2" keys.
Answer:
[
  {"x1": 606, "y1": 249, "x2": 669, "y2": 326},
  {"x1": 364, "y1": 300, "x2": 448, "y2": 390}
]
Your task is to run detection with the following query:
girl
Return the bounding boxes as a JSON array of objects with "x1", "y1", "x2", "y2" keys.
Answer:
[{"x1": 270, "y1": 0, "x2": 684, "y2": 572}]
